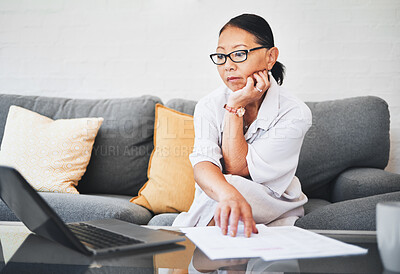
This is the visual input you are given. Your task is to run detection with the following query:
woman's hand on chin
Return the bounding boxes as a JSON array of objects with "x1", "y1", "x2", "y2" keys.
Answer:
[
  {"x1": 227, "y1": 70, "x2": 270, "y2": 108},
  {"x1": 214, "y1": 190, "x2": 258, "y2": 238}
]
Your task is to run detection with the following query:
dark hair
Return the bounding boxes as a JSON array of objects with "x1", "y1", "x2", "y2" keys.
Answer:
[{"x1": 219, "y1": 14, "x2": 285, "y2": 85}]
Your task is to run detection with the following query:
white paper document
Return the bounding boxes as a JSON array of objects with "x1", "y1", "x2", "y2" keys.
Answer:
[{"x1": 181, "y1": 225, "x2": 367, "y2": 261}]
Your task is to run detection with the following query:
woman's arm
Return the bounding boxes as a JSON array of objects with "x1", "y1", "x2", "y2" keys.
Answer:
[
  {"x1": 221, "y1": 111, "x2": 249, "y2": 176},
  {"x1": 193, "y1": 161, "x2": 257, "y2": 237},
  {"x1": 222, "y1": 70, "x2": 270, "y2": 176}
]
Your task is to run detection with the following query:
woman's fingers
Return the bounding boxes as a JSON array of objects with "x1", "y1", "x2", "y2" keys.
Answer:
[
  {"x1": 241, "y1": 205, "x2": 255, "y2": 238},
  {"x1": 229, "y1": 207, "x2": 240, "y2": 237},
  {"x1": 220, "y1": 206, "x2": 231, "y2": 235},
  {"x1": 259, "y1": 70, "x2": 269, "y2": 87},
  {"x1": 260, "y1": 70, "x2": 271, "y2": 90},
  {"x1": 253, "y1": 70, "x2": 271, "y2": 93},
  {"x1": 214, "y1": 197, "x2": 257, "y2": 238},
  {"x1": 252, "y1": 220, "x2": 259, "y2": 234},
  {"x1": 244, "y1": 76, "x2": 254, "y2": 91},
  {"x1": 253, "y1": 72, "x2": 265, "y2": 91},
  {"x1": 214, "y1": 207, "x2": 220, "y2": 227}
]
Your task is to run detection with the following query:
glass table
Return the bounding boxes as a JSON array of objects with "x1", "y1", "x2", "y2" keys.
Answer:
[{"x1": 0, "y1": 222, "x2": 385, "y2": 273}]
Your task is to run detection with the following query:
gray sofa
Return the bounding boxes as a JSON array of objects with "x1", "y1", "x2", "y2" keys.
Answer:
[{"x1": 0, "y1": 94, "x2": 399, "y2": 230}]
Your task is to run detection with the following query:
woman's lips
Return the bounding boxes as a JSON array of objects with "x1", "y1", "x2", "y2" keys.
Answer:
[{"x1": 227, "y1": 76, "x2": 241, "y2": 82}]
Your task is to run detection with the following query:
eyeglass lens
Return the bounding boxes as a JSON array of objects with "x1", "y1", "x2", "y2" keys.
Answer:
[{"x1": 211, "y1": 50, "x2": 247, "y2": 65}]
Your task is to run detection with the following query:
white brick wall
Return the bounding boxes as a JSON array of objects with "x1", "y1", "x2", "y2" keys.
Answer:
[{"x1": 0, "y1": 0, "x2": 399, "y2": 173}]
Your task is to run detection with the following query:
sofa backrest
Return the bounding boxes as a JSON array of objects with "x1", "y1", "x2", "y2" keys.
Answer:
[
  {"x1": 0, "y1": 95, "x2": 390, "y2": 200},
  {"x1": 298, "y1": 96, "x2": 390, "y2": 199},
  {"x1": 166, "y1": 96, "x2": 391, "y2": 200},
  {"x1": 0, "y1": 94, "x2": 162, "y2": 196}
]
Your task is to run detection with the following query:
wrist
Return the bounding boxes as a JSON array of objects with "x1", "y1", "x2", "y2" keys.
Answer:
[
  {"x1": 223, "y1": 104, "x2": 245, "y2": 117},
  {"x1": 217, "y1": 185, "x2": 241, "y2": 201},
  {"x1": 226, "y1": 98, "x2": 244, "y2": 108}
]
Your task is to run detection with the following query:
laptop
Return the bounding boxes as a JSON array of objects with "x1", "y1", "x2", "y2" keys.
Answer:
[{"x1": 0, "y1": 166, "x2": 185, "y2": 255}]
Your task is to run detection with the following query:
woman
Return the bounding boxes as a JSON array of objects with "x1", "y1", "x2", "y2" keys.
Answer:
[{"x1": 173, "y1": 14, "x2": 312, "y2": 238}]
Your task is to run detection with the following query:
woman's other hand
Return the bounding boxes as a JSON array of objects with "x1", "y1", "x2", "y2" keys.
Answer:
[
  {"x1": 193, "y1": 162, "x2": 258, "y2": 238},
  {"x1": 227, "y1": 69, "x2": 270, "y2": 108},
  {"x1": 214, "y1": 190, "x2": 258, "y2": 238}
]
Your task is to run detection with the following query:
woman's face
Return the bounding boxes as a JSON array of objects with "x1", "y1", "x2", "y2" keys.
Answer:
[{"x1": 216, "y1": 26, "x2": 272, "y2": 92}]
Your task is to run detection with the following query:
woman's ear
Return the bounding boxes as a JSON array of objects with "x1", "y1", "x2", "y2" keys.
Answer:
[{"x1": 267, "y1": 47, "x2": 279, "y2": 70}]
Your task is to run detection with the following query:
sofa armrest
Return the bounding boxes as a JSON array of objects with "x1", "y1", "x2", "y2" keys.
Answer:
[{"x1": 331, "y1": 168, "x2": 400, "y2": 202}]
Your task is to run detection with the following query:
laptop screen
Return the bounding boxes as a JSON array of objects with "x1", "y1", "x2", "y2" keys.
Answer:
[{"x1": 0, "y1": 166, "x2": 88, "y2": 253}]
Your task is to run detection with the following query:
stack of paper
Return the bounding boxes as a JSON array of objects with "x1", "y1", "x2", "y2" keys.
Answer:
[{"x1": 181, "y1": 225, "x2": 367, "y2": 261}]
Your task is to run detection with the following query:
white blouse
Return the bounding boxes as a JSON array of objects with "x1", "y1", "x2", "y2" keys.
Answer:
[{"x1": 173, "y1": 77, "x2": 312, "y2": 227}]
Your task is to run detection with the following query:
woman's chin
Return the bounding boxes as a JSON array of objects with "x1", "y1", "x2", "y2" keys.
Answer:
[{"x1": 226, "y1": 82, "x2": 245, "y2": 92}]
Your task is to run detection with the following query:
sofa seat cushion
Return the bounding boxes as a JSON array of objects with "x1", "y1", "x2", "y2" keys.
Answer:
[
  {"x1": 303, "y1": 198, "x2": 331, "y2": 215},
  {"x1": 148, "y1": 213, "x2": 179, "y2": 226},
  {"x1": 0, "y1": 193, "x2": 153, "y2": 225},
  {"x1": 295, "y1": 191, "x2": 400, "y2": 230}
]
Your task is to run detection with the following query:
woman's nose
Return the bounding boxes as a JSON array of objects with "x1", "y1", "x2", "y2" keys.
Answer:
[{"x1": 224, "y1": 57, "x2": 236, "y2": 71}]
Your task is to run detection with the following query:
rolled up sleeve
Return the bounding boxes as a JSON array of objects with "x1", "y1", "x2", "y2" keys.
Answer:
[
  {"x1": 189, "y1": 102, "x2": 223, "y2": 170},
  {"x1": 246, "y1": 112, "x2": 312, "y2": 197}
]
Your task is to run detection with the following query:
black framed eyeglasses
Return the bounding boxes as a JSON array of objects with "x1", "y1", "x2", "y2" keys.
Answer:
[{"x1": 210, "y1": 46, "x2": 268, "y2": 65}]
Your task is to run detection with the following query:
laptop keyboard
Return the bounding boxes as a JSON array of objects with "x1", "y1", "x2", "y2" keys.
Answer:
[{"x1": 67, "y1": 223, "x2": 144, "y2": 250}]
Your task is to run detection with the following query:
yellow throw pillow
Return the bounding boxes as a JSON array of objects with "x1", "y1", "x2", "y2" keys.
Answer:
[
  {"x1": 131, "y1": 104, "x2": 195, "y2": 214},
  {"x1": 0, "y1": 105, "x2": 103, "y2": 194}
]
